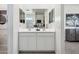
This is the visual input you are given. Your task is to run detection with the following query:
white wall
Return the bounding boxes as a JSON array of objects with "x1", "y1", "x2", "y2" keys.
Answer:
[
  {"x1": 8, "y1": 5, "x2": 19, "y2": 54},
  {"x1": 13, "y1": 5, "x2": 19, "y2": 54},
  {"x1": 61, "y1": 5, "x2": 65, "y2": 54},
  {"x1": 0, "y1": 4, "x2": 7, "y2": 10},
  {"x1": 7, "y1": 4, "x2": 13, "y2": 54},
  {"x1": 64, "y1": 4, "x2": 79, "y2": 14},
  {"x1": 54, "y1": 5, "x2": 65, "y2": 54}
]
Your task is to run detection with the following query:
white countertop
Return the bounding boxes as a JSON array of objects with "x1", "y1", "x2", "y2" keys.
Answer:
[
  {"x1": 65, "y1": 27, "x2": 79, "y2": 29},
  {"x1": 19, "y1": 28, "x2": 55, "y2": 32}
]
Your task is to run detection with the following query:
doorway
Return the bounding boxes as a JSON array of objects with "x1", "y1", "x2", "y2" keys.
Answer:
[{"x1": 64, "y1": 4, "x2": 79, "y2": 54}]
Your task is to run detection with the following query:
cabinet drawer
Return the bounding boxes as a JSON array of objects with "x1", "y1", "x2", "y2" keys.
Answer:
[
  {"x1": 19, "y1": 32, "x2": 36, "y2": 37},
  {"x1": 37, "y1": 32, "x2": 54, "y2": 36}
]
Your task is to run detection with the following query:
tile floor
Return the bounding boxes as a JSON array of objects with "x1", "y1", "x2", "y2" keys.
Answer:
[{"x1": 65, "y1": 41, "x2": 79, "y2": 54}]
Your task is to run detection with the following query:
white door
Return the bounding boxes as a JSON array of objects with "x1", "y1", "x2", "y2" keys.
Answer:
[
  {"x1": 19, "y1": 32, "x2": 36, "y2": 51},
  {"x1": 37, "y1": 32, "x2": 55, "y2": 51}
]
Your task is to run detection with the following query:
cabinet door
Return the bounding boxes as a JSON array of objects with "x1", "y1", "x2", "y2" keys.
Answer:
[
  {"x1": 66, "y1": 29, "x2": 70, "y2": 41},
  {"x1": 76, "y1": 28, "x2": 79, "y2": 41},
  {"x1": 19, "y1": 32, "x2": 36, "y2": 51},
  {"x1": 66, "y1": 29, "x2": 75, "y2": 41},
  {"x1": 70, "y1": 29, "x2": 75, "y2": 41},
  {"x1": 37, "y1": 32, "x2": 55, "y2": 51}
]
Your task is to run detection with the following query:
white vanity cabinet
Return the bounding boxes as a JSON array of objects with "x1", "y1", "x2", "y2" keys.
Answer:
[
  {"x1": 19, "y1": 32, "x2": 36, "y2": 51},
  {"x1": 19, "y1": 32, "x2": 55, "y2": 51},
  {"x1": 37, "y1": 32, "x2": 55, "y2": 51}
]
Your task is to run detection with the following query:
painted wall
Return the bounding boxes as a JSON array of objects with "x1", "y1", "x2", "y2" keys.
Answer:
[
  {"x1": 7, "y1": 5, "x2": 19, "y2": 54},
  {"x1": 54, "y1": 5, "x2": 65, "y2": 54},
  {"x1": 7, "y1": 4, "x2": 13, "y2": 54},
  {"x1": 64, "y1": 4, "x2": 79, "y2": 14},
  {"x1": 0, "y1": 4, "x2": 7, "y2": 10}
]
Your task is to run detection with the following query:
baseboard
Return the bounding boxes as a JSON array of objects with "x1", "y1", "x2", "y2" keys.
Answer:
[{"x1": 19, "y1": 50, "x2": 55, "y2": 54}]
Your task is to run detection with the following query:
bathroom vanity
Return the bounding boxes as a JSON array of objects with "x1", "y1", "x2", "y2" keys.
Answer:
[
  {"x1": 18, "y1": 8, "x2": 55, "y2": 53},
  {"x1": 18, "y1": 29, "x2": 55, "y2": 52}
]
